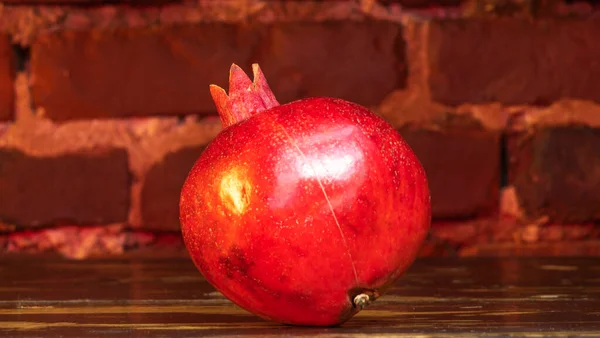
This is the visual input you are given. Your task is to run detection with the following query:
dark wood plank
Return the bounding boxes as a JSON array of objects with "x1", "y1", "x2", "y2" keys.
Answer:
[{"x1": 1, "y1": 256, "x2": 599, "y2": 337}]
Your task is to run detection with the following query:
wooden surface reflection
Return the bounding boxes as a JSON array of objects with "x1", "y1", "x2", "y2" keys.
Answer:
[{"x1": 1, "y1": 256, "x2": 599, "y2": 337}]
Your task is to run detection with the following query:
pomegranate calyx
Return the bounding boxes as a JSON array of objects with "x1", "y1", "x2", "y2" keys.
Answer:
[
  {"x1": 210, "y1": 63, "x2": 280, "y2": 128},
  {"x1": 349, "y1": 288, "x2": 379, "y2": 310},
  {"x1": 353, "y1": 294, "x2": 372, "y2": 310}
]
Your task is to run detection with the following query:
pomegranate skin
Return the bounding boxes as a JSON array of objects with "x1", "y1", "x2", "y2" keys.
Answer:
[{"x1": 180, "y1": 93, "x2": 431, "y2": 326}]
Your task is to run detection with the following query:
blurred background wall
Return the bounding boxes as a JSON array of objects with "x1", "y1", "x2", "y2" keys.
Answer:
[{"x1": 0, "y1": 0, "x2": 598, "y2": 259}]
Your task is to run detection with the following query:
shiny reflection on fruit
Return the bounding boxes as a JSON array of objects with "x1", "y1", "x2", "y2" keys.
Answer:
[
  {"x1": 218, "y1": 167, "x2": 251, "y2": 216},
  {"x1": 297, "y1": 152, "x2": 358, "y2": 180},
  {"x1": 294, "y1": 126, "x2": 364, "y2": 181}
]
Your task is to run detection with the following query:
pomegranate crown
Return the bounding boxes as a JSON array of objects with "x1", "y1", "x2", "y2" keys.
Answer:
[{"x1": 210, "y1": 63, "x2": 280, "y2": 128}]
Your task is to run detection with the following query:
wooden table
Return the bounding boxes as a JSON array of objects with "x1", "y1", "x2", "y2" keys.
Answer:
[{"x1": 1, "y1": 256, "x2": 599, "y2": 337}]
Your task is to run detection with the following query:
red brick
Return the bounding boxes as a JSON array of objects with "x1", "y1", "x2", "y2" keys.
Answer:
[
  {"x1": 30, "y1": 24, "x2": 262, "y2": 121},
  {"x1": 140, "y1": 145, "x2": 205, "y2": 231},
  {"x1": 508, "y1": 125, "x2": 600, "y2": 223},
  {"x1": 459, "y1": 240, "x2": 600, "y2": 257},
  {"x1": 379, "y1": 0, "x2": 462, "y2": 7},
  {"x1": 427, "y1": 17, "x2": 600, "y2": 105},
  {"x1": 0, "y1": 36, "x2": 14, "y2": 121},
  {"x1": 256, "y1": 20, "x2": 405, "y2": 107},
  {"x1": 399, "y1": 115, "x2": 501, "y2": 219},
  {"x1": 423, "y1": 217, "x2": 600, "y2": 257},
  {"x1": 2, "y1": 224, "x2": 125, "y2": 259},
  {"x1": 430, "y1": 218, "x2": 500, "y2": 246},
  {"x1": 122, "y1": 231, "x2": 186, "y2": 258},
  {"x1": 0, "y1": 147, "x2": 130, "y2": 227},
  {"x1": 1, "y1": 0, "x2": 176, "y2": 3}
]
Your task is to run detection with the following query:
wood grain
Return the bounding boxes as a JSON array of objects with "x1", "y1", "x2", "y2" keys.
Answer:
[{"x1": 1, "y1": 256, "x2": 599, "y2": 337}]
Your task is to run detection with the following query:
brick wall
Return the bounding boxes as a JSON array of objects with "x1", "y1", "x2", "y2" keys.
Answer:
[{"x1": 0, "y1": 0, "x2": 599, "y2": 259}]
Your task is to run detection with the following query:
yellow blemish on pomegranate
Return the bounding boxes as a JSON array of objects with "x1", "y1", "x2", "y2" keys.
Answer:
[{"x1": 219, "y1": 168, "x2": 251, "y2": 216}]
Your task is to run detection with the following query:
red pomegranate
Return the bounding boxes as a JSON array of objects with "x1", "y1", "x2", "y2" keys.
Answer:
[{"x1": 180, "y1": 64, "x2": 431, "y2": 326}]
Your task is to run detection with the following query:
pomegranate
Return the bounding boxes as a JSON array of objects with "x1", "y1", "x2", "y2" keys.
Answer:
[{"x1": 179, "y1": 64, "x2": 431, "y2": 326}]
